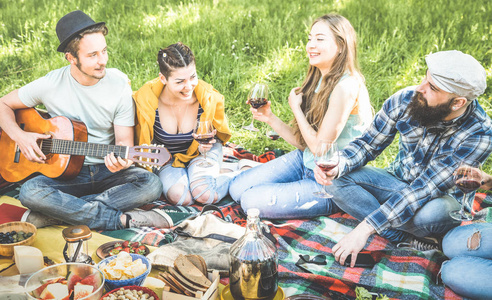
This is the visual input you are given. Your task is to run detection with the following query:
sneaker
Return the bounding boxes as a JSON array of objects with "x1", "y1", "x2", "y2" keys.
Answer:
[
  {"x1": 21, "y1": 209, "x2": 65, "y2": 228},
  {"x1": 397, "y1": 236, "x2": 442, "y2": 252},
  {"x1": 126, "y1": 209, "x2": 172, "y2": 228}
]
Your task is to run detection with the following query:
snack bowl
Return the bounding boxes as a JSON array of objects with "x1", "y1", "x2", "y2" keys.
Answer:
[
  {"x1": 24, "y1": 262, "x2": 104, "y2": 300},
  {"x1": 101, "y1": 285, "x2": 159, "y2": 300},
  {"x1": 98, "y1": 253, "x2": 151, "y2": 291},
  {"x1": 0, "y1": 221, "x2": 37, "y2": 256}
]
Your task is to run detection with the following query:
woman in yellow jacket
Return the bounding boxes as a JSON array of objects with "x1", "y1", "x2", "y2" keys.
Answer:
[{"x1": 133, "y1": 42, "x2": 231, "y2": 206}]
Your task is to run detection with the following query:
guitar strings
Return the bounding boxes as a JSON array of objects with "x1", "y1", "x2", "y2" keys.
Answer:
[{"x1": 40, "y1": 139, "x2": 127, "y2": 157}]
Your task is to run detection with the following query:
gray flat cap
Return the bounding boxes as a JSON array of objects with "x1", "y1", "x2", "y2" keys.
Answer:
[{"x1": 425, "y1": 50, "x2": 486, "y2": 100}]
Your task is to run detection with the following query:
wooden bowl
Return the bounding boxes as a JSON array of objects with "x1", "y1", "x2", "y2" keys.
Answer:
[{"x1": 0, "y1": 221, "x2": 37, "y2": 257}]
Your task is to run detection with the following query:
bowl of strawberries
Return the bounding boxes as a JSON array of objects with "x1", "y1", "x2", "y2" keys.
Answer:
[{"x1": 96, "y1": 240, "x2": 149, "y2": 259}]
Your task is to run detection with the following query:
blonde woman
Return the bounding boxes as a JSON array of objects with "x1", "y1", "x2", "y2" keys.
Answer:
[{"x1": 229, "y1": 13, "x2": 372, "y2": 218}]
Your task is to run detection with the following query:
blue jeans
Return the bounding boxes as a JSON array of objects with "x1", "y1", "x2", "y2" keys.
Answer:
[
  {"x1": 328, "y1": 166, "x2": 461, "y2": 243},
  {"x1": 441, "y1": 223, "x2": 492, "y2": 299},
  {"x1": 229, "y1": 150, "x2": 340, "y2": 219},
  {"x1": 157, "y1": 142, "x2": 232, "y2": 205},
  {"x1": 19, "y1": 165, "x2": 162, "y2": 230}
]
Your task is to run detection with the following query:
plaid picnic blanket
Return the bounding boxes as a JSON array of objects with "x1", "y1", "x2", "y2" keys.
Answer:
[
  {"x1": 100, "y1": 195, "x2": 492, "y2": 299},
  {"x1": 3, "y1": 168, "x2": 491, "y2": 299}
]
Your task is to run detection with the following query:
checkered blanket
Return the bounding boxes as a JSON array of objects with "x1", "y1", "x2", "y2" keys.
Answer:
[
  {"x1": 100, "y1": 195, "x2": 492, "y2": 299},
  {"x1": 2, "y1": 174, "x2": 491, "y2": 299}
]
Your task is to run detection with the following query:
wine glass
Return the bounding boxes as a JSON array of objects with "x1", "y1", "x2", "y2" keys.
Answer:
[
  {"x1": 192, "y1": 120, "x2": 216, "y2": 168},
  {"x1": 243, "y1": 83, "x2": 268, "y2": 132},
  {"x1": 313, "y1": 141, "x2": 339, "y2": 198},
  {"x1": 450, "y1": 160, "x2": 482, "y2": 221},
  {"x1": 267, "y1": 130, "x2": 280, "y2": 140}
]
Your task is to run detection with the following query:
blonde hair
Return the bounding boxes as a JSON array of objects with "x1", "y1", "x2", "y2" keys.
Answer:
[{"x1": 292, "y1": 13, "x2": 362, "y2": 147}]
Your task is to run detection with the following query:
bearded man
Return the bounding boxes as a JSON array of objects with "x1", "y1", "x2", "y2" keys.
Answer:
[
  {"x1": 0, "y1": 11, "x2": 169, "y2": 230},
  {"x1": 314, "y1": 50, "x2": 492, "y2": 267}
]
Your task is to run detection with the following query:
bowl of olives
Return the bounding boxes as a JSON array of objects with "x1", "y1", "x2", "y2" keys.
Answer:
[{"x1": 0, "y1": 221, "x2": 37, "y2": 256}]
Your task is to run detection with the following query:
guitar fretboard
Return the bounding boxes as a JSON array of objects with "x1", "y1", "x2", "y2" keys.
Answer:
[{"x1": 41, "y1": 139, "x2": 129, "y2": 158}]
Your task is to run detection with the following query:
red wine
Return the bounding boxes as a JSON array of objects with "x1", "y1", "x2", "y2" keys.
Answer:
[
  {"x1": 249, "y1": 98, "x2": 267, "y2": 109},
  {"x1": 456, "y1": 179, "x2": 480, "y2": 193},
  {"x1": 193, "y1": 133, "x2": 214, "y2": 144},
  {"x1": 316, "y1": 162, "x2": 338, "y2": 172}
]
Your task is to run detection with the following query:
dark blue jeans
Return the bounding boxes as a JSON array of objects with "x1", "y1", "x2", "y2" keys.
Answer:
[
  {"x1": 329, "y1": 166, "x2": 461, "y2": 243},
  {"x1": 19, "y1": 165, "x2": 162, "y2": 230}
]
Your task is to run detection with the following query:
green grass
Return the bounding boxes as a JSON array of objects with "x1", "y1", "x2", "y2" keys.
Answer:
[{"x1": 1, "y1": 0, "x2": 491, "y2": 171}]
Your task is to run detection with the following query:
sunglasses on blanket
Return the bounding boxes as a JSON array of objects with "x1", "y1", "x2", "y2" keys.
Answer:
[{"x1": 295, "y1": 254, "x2": 327, "y2": 273}]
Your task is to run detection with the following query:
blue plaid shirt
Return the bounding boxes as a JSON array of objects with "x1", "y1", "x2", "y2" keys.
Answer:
[{"x1": 338, "y1": 86, "x2": 492, "y2": 233}]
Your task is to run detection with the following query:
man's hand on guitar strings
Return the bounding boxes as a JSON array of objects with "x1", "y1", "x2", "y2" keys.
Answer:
[
  {"x1": 17, "y1": 132, "x2": 50, "y2": 163},
  {"x1": 105, "y1": 152, "x2": 133, "y2": 173}
]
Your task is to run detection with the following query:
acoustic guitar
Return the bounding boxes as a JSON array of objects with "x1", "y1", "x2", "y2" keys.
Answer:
[{"x1": 0, "y1": 108, "x2": 171, "y2": 183}]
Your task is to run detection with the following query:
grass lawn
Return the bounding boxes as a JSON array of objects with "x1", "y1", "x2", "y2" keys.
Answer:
[{"x1": 1, "y1": 0, "x2": 491, "y2": 171}]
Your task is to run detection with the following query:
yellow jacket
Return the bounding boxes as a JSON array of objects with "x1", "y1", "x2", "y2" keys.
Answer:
[{"x1": 133, "y1": 78, "x2": 231, "y2": 168}]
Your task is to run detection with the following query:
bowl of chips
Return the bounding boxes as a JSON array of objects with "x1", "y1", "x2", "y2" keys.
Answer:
[{"x1": 97, "y1": 252, "x2": 151, "y2": 291}]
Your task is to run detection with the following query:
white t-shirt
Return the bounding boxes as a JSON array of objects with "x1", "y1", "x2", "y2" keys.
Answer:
[{"x1": 18, "y1": 66, "x2": 134, "y2": 165}]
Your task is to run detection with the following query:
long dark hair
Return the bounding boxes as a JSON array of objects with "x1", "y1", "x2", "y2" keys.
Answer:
[{"x1": 157, "y1": 42, "x2": 195, "y2": 78}]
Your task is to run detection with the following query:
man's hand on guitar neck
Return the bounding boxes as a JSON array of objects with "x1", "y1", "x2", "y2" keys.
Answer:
[
  {"x1": 105, "y1": 152, "x2": 133, "y2": 173},
  {"x1": 16, "y1": 131, "x2": 51, "y2": 164}
]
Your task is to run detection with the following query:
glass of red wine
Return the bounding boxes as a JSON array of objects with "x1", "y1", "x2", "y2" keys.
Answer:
[
  {"x1": 192, "y1": 120, "x2": 216, "y2": 168},
  {"x1": 243, "y1": 83, "x2": 268, "y2": 132},
  {"x1": 313, "y1": 141, "x2": 339, "y2": 198},
  {"x1": 450, "y1": 160, "x2": 482, "y2": 221}
]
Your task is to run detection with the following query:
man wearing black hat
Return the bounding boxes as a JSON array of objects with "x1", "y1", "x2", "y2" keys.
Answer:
[{"x1": 0, "y1": 10, "x2": 171, "y2": 230}]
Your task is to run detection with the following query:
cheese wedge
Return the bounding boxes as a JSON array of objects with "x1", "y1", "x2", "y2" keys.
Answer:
[{"x1": 14, "y1": 245, "x2": 44, "y2": 274}]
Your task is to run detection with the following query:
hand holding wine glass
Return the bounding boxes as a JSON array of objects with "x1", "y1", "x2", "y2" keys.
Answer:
[
  {"x1": 243, "y1": 83, "x2": 269, "y2": 132},
  {"x1": 450, "y1": 160, "x2": 482, "y2": 221},
  {"x1": 192, "y1": 120, "x2": 216, "y2": 168},
  {"x1": 313, "y1": 141, "x2": 339, "y2": 198}
]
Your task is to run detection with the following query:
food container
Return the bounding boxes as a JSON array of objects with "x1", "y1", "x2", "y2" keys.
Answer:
[
  {"x1": 0, "y1": 221, "x2": 36, "y2": 256},
  {"x1": 161, "y1": 270, "x2": 219, "y2": 300},
  {"x1": 98, "y1": 253, "x2": 151, "y2": 291},
  {"x1": 101, "y1": 285, "x2": 159, "y2": 300},
  {"x1": 24, "y1": 262, "x2": 104, "y2": 300}
]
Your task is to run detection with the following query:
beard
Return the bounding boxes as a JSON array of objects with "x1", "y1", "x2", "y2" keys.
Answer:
[
  {"x1": 407, "y1": 91, "x2": 454, "y2": 127},
  {"x1": 75, "y1": 60, "x2": 106, "y2": 80}
]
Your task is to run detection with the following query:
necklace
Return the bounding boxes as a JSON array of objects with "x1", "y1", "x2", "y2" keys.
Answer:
[{"x1": 170, "y1": 103, "x2": 190, "y2": 134}]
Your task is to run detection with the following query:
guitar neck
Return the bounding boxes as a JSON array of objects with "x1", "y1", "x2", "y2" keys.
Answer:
[{"x1": 42, "y1": 139, "x2": 129, "y2": 158}]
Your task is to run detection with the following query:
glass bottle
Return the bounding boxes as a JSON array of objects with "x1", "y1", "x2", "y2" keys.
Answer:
[{"x1": 229, "y1": 208, "x2": 278, "y2": 300}]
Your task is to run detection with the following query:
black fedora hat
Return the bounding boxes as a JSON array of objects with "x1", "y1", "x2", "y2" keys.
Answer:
[{"x1": 56, "y1": 10, "x2": 105, "y2": 53}]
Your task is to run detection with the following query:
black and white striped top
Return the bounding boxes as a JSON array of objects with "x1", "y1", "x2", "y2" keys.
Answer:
[{"x1": 153, "y1": 105, "x2": 204, "y2": 155}]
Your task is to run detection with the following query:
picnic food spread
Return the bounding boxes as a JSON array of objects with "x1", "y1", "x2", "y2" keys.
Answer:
[
  {"x1": 102, "y1": 286, "x2": 158, "y2": 300},
  {"x1": 29, "y1": 272, "x2": 100, "y2": 299},
  {"x1": 99, "y1": 252, "x2": 147, "y2": 281},
  {"x1": 158, "y1": 254, "x2": 212, "y2": 297},
  {"x1": 96, "y1": 240, "x2": 150, "y2": 259}
]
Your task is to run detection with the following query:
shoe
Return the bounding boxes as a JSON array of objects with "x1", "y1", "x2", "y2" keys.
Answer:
[
  {"x1": 397, "y1": 236, "x2": 442, "y2": 252},
  {"x1": 126, "y1": 209, "x2": 172, "y2": 228},
  {"x1": 21, "y1": 209, "x2": 64, "y2": 228}
]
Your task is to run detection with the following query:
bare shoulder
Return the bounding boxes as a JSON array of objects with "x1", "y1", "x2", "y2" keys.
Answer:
[{"x1": 331, "y1": 75, "x2": 361, "y2": 101}]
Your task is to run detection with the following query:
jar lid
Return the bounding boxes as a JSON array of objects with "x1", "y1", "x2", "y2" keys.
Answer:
[
  {"x1": 247, "y1": 208, "x2": 260, "y2": 217},
  {"x1": 62, "y1": 225, "x2": 92, "y2": 242}
]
